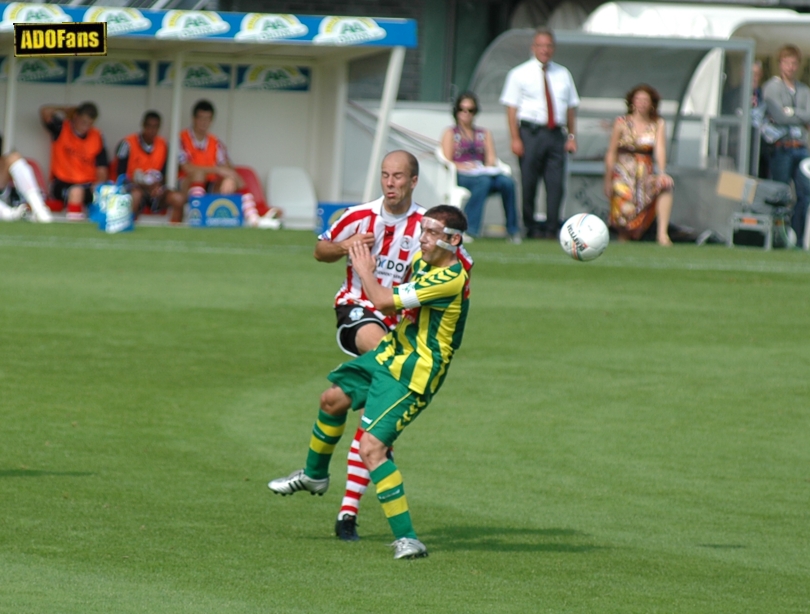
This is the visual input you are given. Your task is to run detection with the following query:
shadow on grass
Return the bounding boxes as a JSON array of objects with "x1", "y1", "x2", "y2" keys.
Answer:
[
  {"x1": 422, "y1": 526, "x2": 608, "y2": 554},
  {"x1": 0, "y1": 469, "x2": 94, "y2": 478}
]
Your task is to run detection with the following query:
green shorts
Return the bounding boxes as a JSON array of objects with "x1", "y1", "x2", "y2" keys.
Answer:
[{"x1": 327, "y1": 351, "x2": 429, "y2": 447}]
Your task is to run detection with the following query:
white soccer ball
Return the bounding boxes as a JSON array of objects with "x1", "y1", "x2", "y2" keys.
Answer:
[{"x1": 559, "y1": 213, "x2": 609, "y2": 261}]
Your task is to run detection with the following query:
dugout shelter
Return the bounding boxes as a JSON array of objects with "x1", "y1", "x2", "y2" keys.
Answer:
[{"x1": 0, "y1": 2, "x2": 417, "y2": 227}]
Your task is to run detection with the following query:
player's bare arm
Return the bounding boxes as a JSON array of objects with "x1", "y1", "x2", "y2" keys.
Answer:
[
  {"x1": 180, "y1": 162, "x2": 218, "y2": 177},
  {"x1": 314, "y1": 233, "x2": 374, "y2": 262},
  {"x1": 507, "y1": 106, "x2": 524, "y2": 157},
  {"x1": 39, "y1": 104, "x2": 74, "y2": 124},
  {"x1": 348, "y1": 242, "x2": 395, "y2": 314}
]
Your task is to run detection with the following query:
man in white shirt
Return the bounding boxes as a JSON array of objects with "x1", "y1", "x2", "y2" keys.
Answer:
[{"x1": 500, "y1": 27, "x2": 580, "y2": 239}]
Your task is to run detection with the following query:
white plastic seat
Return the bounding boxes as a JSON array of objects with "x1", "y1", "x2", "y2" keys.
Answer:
[
  {"x1": 434, "y1": 146, "x2": 515, "y2": 237},
  {"x1": 434, "y1": 147, "x2": 471, "y2": 210},
  {"x1": 268, "y1": 166, "x2": 318, "y2": 230}
]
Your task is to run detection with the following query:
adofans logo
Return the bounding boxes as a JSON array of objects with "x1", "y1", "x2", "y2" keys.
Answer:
[{"x1": 15, "y1": 22, "x2": 106, "y2": 57}]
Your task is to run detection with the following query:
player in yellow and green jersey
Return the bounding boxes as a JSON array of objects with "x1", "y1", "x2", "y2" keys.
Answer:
[{"x1": 268, "y1": 205, "x2": 471, "y2": 560}]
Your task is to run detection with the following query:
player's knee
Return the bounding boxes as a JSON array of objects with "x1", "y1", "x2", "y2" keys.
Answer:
[
  {"x1": 319, "y1": 385, "x2": 350, "y2": 416},
  {"x1": 358, "y1": 433, "x2": 387, "y2": 471},
  {"x1": 167, "y1": 191, "x2": 185, "y2": 208},
  {"x1": 219, "y1": 177, "x2": 238, "y2": 194}
]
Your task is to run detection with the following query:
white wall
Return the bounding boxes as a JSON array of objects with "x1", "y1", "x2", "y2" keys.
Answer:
[{"x1": 0, "y1": 56, "x2": 321, "y2": 202}]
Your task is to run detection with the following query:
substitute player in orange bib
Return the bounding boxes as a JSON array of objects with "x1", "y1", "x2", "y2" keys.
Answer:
[
  {"x1": 40, "y1": 101, "x2": 109, "y2": 220},
  {"x1": 176, "y1": 99, "x2": 257, "y2": 224},
  {"x1": 115, "y1": 111, "x2": 185, "y2": 223}
]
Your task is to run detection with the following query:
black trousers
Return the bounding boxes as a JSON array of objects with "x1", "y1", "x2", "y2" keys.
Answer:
[{"x1": 519, "y1": 123, "x2": 565, "y2": 234}]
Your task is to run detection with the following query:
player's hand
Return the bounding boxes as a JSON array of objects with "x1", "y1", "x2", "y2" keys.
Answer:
[
  {"x1": 511, "y1": 137, "x2": 524, "y2": 157},
  {"x1": 340, "y1": 232, "x2": 374, "y2": 254},
  {"x1": 348, "y1": 241, "x2": 376, "y2": 277}
]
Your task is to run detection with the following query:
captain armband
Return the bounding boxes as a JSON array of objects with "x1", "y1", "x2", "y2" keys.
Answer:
[{"x1": 398, "y1": 282, "x2": 421, "y2": 308}]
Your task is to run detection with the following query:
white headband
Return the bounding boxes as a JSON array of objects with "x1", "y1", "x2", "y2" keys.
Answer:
[{"x1": 421, "y1": 217, "x2": 461, "y2": 251}]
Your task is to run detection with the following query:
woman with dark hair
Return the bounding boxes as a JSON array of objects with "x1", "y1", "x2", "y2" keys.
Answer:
[
  {"x1": 441, "y1": 91, "x2": 520, "y2": 242},
  {"x1": 604, "y1": 84, "x2": 674, "y2": 245}
]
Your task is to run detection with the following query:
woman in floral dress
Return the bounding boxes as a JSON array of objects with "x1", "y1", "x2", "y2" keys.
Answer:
[{"x1": 604, "y1": 84, "x2": 674, "y2": 245}]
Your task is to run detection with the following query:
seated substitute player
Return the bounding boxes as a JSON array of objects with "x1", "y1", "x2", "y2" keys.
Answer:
[
  {"x1": 177, "y1": 99, "x2": 246, "y2": 218},
  {"x1": 315, "y1": 149, "x2": 425, "y2": 542},
  {"x1": 269, "y1": 205, "x2": 472, "y2": 560},
  {"x1": 0, "y1": 142, "x2": 53, "y2": 223},
  {"x1": 115, "y1": 111, "x2": 185, "y2": 223},
  {"x1": 40, "y1": 102, "x2": 108, "y2": 220}
]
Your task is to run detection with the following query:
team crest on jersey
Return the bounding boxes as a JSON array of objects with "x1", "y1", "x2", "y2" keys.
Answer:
[
  {"x1": 400, "y1": 236, "x2": 413, "y2": 251},
  {"x1": 349, "y1": 307, "x2": 364, "y2": 322}
]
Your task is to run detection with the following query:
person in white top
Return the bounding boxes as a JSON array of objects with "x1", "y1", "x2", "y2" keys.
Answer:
[{"x1": 500, "y1": 27, "x2": 580, "y2": 239}]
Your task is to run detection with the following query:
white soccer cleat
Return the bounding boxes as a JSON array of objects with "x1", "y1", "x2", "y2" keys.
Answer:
[
  {"x1": 268, "y1": 469, "x2": 329, "y2": 496},
  {"x1": 390, "y1": 538, "x2": 428, "y2": 560},
  {"x1": 10, "y1": 204, "x2": 28, "y2": 221},
  {"x1": 0, "y1": 201, "x2": 25, "y2": 221},
  {"x1": 30, "y1": 202, "x2": 53, "y2": 223}
]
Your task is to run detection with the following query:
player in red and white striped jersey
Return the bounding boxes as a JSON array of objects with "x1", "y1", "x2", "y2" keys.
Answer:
[
  {"x1": 314, "y1": 151, "x2": 424, "y2": 541},
  {"x1": 319, "y1": 197, "x2": 424, "y2": 339}
]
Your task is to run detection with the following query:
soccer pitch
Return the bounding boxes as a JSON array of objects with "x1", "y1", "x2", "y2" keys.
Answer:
[{"x1": 1, "y1": 223, "x2": 808, "y2": 613}]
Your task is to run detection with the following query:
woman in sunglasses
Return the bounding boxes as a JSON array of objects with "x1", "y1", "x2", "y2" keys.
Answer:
[{"x1": 441, "y1": 91, "x2": 520, "y2": 243}]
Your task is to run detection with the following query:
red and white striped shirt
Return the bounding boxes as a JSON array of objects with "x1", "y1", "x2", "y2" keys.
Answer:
[{"x1": 319, "y1": 197, "x2": 425, "y2": 329}]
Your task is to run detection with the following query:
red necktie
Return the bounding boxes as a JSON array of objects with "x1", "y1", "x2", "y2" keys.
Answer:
[{"x1": 543, "y1": 64, "x2": 556, "y2": 129}]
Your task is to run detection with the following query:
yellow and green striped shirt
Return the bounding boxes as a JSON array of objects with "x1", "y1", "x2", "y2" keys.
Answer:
[{"x1": 373, "y1": 251, "x2": 470, "y2": 397}]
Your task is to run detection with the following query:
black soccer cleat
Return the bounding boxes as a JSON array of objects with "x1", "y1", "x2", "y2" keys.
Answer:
[{"x1": 335, "y1": 515, "x2": 360, "y2": 541}]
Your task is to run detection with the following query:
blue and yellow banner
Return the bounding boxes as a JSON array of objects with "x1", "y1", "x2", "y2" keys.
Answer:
[
  {"x1": 73, "y1": 59, "x2": 149, "y2": 86},
  {"x1": 158, "y1": 61, "x2": 231, "y2": 89},
  {"x1": 0, "y1": 55, "x2": 68, "y2": 82},
  {"x1": 0, "y1": 3, "x2": 417, "y2": 48},
  {"x1": 236, "y1": 65, "x2": 310, "y2": 91}
]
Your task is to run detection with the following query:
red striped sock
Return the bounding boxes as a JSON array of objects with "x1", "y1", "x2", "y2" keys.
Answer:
[{"x1": 338, "y1": 427, "x2": 370, "y2": 519}]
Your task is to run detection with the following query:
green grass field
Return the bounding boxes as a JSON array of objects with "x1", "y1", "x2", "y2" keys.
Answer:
[{"x1": 1, "y1": 223, "x2": 808, "y2": 613}]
